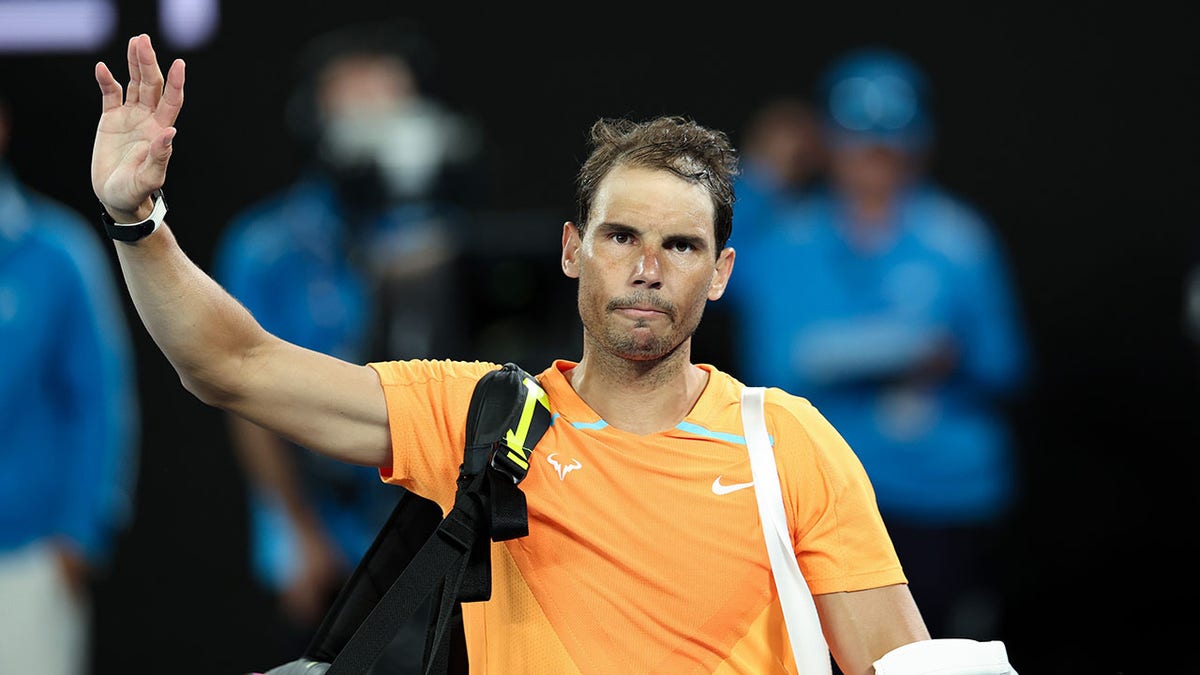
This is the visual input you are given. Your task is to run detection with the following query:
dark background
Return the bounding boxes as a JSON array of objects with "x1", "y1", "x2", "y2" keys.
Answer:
[{"x1": 2, "y1": 2, "x2": 1198, "y2": 673}]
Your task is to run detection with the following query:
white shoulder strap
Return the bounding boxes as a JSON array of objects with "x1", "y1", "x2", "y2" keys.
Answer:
[
  {"x1": 741, "y1": 388, "x2": 1020, "y2": 675},
  {"x1": 740, "y1": 386, "x2": 832, "y2": 675}
]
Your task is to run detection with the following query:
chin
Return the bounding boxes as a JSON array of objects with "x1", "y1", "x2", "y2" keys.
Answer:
[{"x1": 611, "y1": 334, "x2": 684, "y2": 362}]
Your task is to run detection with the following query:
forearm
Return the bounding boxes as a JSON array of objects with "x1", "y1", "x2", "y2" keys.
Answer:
[
  {"x1": 112, "y1": 222, "x2": 267, "y2": 406},
  {"x1": 817, "y1": 584, "x2": 930, "y2": 675},
  {"x1": 91, "y1": 35, "x2": 392, "y2": 468},
  {"x1": 794, "y1": 319, "x2": 951, "y2": 387}
]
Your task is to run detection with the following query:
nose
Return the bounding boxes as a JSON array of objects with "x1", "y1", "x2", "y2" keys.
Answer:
[{"x1": 633, "y1": 246, "x2": 663, "y2": 289}]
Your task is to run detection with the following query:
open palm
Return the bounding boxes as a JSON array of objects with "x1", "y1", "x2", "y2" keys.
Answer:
[{"x1": 91, "y1": 34, "x2": 185, "y2": 219}]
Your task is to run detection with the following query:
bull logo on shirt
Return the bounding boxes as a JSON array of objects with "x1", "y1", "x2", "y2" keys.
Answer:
[{"x1": 546, "y1": 453, "x2": 582, "y2": 481}]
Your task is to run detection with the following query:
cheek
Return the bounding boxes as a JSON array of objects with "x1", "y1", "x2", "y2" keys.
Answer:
[
  {"x1": 680, "y1": 271, "x2": 716, "y2": 309},
  {"x1": 576, "y1": 269, "x2": 605, "y2": 309},
  {"x1": 577, "y1": 255, "x2": 623, "y2": 292},
  {"x1": 705, "y1": 268, "x2": 728, "y2": 301}
]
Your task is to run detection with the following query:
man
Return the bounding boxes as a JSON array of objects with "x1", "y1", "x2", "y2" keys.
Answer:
[
  {"x1": 0, "y1": 90, "x2": 140, "y2": 674},
  {"x1": 212, "y1": 22, "x2": 479, "y2": 670},
  {"x1": 730, "y1": 95, "x2": 827, "y2": 246},
  {"x1": 90, "y1": 34, "x2": 1011, "y2": 674},
  {"x1": 726, "y1": 47, "x2": 1030, "y2": 642}
]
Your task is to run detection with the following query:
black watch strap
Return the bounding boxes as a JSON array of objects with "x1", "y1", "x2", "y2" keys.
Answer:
[{"x1": 100, "y1": 189, "x2": 168, "y2": 241}]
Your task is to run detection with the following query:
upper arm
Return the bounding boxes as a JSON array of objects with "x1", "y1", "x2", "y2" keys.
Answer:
[
  {"x1": 815, "y1": 584, "x2": 930, "y2": 675},
  {"x1": 773, "y1": 397, "x2": 927, "y2": 671},
  {"x1": 213, "y1": 333, "x2": 392, "y2": 468}
]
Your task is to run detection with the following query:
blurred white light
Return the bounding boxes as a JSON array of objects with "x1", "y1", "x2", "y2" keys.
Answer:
[
  {"x1": 0, "y1": 0, "x2": 116, "y2": 53},
  {"x1": 159, "y1": 0, "x2": 219, "y2": 50}
]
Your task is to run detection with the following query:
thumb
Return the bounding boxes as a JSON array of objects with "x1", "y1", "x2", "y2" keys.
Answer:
[
  {"x1": 154, "y1": 126, "x2": 176, "y2": 163},
  {"x1": 140, "y1": 126, "x2": 176, "y2": 185}
]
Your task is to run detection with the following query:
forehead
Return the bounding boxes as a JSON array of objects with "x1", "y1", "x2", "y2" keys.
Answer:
[
  {"x1": 316, "y1": 54, "x2": 414, "y2": 111},
  {"x1": 590, "y1": 165, "x2": 716, "y2": 239}
]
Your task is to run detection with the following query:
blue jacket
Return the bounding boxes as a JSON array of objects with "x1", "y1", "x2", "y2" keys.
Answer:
[
  {"x1": 212, "y1": 173, "x2": 458, "y2": 588},
  {"x1": 727, "y1": 183, "x2": 1030, "y2": 524},
  {"x1": 0, "y1": 165, "x2": 139, "y2": 566}
]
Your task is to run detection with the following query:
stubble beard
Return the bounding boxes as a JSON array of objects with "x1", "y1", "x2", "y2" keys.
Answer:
[
  {"x1": 606, "y1": 322, "x2": 678, "y2": 361},
  {"x1": 580, "y1": 291, "x2": 703, "y2": 365}
]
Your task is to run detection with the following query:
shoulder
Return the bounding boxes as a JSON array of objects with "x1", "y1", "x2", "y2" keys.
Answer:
[
  {"x1": 734, "y1": 191, "x2": 838, "y2": 260},
  {"x1": 217, "y1": 180, "x2": 333, "y2": 253},
  {"x1": 717, "y1": 373, "x2": 827, "y2": 442},
  {"x1": 905, "y1": 186, "x2": 1002, "y2": 264},
  {"x1": 760, "y1": 387, "x2": 860, "y2": 467},
  {"x1": 24, "y1": 195, "x2": 111, "y2": 280},
  {"x1": 761, "y1": 387, "x2": 826, "y2": 438},
  {"x1": 368, "y1": 358, "x2": 504, "y2": 388}
]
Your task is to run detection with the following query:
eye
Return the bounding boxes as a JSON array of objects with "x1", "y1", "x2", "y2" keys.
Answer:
[
  {"x1": 669, "y1": 240, "x2": 696, "y2": 253},
  {"x1": 612, "y1": 232, "x2": 633, "y2": 245}
]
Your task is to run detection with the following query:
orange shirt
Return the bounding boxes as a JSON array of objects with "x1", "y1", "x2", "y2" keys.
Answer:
[{"x1": 369, "y1": 358, "x2": 905, "y2": 674}]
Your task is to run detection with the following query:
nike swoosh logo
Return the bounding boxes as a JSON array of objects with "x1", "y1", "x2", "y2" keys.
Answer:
[{"x1": 712, "y1": 476, "x2": 754, "y2": 495}]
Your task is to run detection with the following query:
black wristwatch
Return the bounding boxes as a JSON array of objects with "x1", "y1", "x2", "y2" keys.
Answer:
[{"x1": 100, "y1": 189, "x2": 168, "y2": 241}]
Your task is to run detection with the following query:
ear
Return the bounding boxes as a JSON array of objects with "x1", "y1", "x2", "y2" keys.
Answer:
[
  {"x1": 707, "y1": 247, "x2": 736, "y2": 301},
  {"x1": 561, "y1": 221, "x2": 582, "y2": 279}
]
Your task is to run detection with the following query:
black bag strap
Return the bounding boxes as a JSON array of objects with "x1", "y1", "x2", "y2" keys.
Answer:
[
  {"x1": 309, "y1": 362, "x2": 551, "y2": 675},
  {"x1": 302, "y1": 489, "x2": 445, "y2": 664}
]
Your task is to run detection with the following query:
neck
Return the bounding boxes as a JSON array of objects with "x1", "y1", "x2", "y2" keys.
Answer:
[
  {"x1": 841, "y1": 191, "x2": 900, "y2": 253},
  {"x1": 847, "y1": 188, "x2": 895, "y2": 223},
  {"x1": 567, "y1": 337, "x2": 708, "y2": 435}
]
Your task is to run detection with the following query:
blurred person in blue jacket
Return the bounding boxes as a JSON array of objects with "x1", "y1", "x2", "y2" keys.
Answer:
[
  {"x1": 730, "y1": 95, "x2": 827, "y2": 247},
  {"x1": 727, "y1": 47, "x2": 1030, "y2": 641},
  {"x1": 211, "y1": 21, "x2": 482, "y2": 672},
  {"x1": 0, "y1": 91, "x2": 139, "y2": 674},
  {"x1": 696, "y1": 97, "x2": 826, "y2": 365}
]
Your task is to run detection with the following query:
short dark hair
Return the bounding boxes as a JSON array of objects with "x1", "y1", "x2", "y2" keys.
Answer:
[{"x1": 574, "y1": 116, "x2": 739, "y2": 255}]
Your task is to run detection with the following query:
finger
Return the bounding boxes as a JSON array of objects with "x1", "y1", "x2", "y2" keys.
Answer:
[
  {"x1": 154, "y1": 59, "x2": 186, "y2": 127},
  {"x1": 125, "y1": 35, "x2": 141, "y2": 106},
  {"x1": 135, "y1": 33, "x2": 165, "y2": 111},
  {"x1": 94, "y1": 62, "x2": 124, "y2": 112}
]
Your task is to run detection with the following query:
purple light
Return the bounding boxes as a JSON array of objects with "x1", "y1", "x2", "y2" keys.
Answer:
[
  {"x1": 0, "y1": 0, "x2": 116, "y2": 53},
  {"x1": 159, "y1": 0, "x2": 219, "y2": 50}
]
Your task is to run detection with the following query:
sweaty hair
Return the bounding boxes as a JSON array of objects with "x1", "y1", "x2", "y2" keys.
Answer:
[{"x1": 575, "y1": 116, "x2": 740, "y2": 255}]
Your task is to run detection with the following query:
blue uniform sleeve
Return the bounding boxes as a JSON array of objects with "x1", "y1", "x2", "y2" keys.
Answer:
[
  {"x1": 54, "y1": 215, "x2": 140, "y2": 568},
  {"x1": 213, "y1": 212, "x2": 301, "y2": 342},
  {"x1": 213, "y1": 220, "x2": 267, "y2": 318},
  {"x1": 951, "y1": 219, "x2": 1030, "y2": 396}
]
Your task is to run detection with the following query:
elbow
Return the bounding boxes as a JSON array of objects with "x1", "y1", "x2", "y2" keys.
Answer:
[
  {"x1": 179, "y1": 370, "x2": 236, "y2": 409},
  {"x1": 177, "y1": 352, "x2": 252, "y2": 410},
  {"x1": 174, "y1": 327, "x2": 271, "y2": 409}
]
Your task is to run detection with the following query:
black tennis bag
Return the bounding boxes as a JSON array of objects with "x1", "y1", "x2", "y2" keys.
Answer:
[{"x1": 255, "y1": 362, "x2": 552, "y2": 675}]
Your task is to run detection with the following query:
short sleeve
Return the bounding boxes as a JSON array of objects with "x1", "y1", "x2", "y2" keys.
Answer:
[{"x1": 368, "y1": 359, "x2": 501, "y2": 511}]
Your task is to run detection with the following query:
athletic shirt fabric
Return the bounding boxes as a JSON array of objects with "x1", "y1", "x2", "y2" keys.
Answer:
[{"x1": 368, "y1": 358, "x2": 906, "y2": 674}]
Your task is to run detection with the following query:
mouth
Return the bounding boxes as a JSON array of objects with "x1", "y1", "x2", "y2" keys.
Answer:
[
  {"x1": 607, "y1": 296, "x2": 676, "y2": 322},
  {"x1": 614, "y1": 307, "x2": 666, "y2": 321}
]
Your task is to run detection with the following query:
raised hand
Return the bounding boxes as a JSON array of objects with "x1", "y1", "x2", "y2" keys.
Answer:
[{"x1": 92, "y1": 34, "x2": 185, "y2": 221}]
